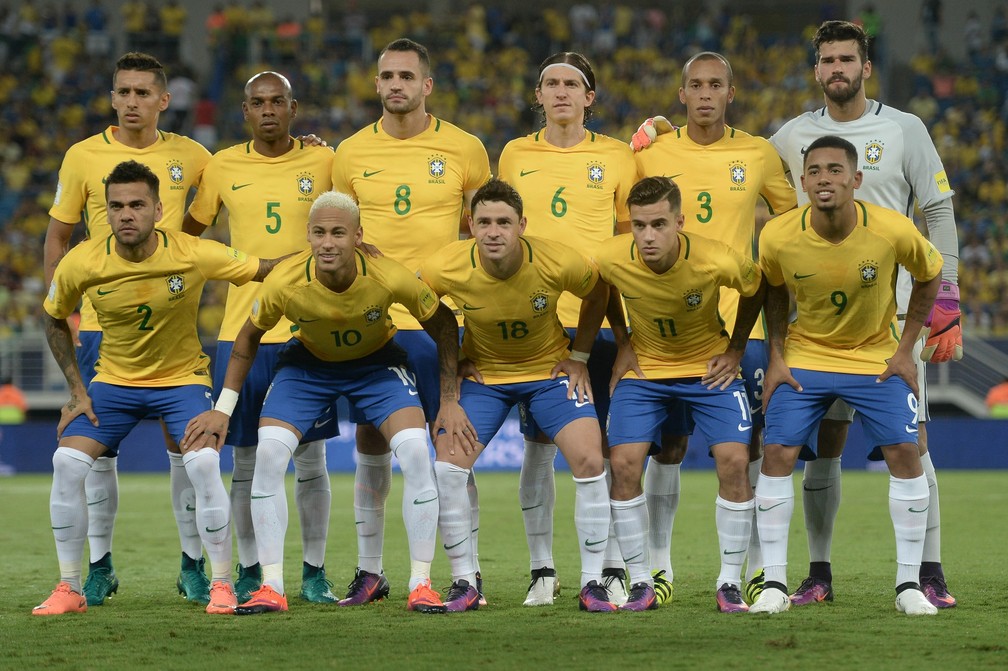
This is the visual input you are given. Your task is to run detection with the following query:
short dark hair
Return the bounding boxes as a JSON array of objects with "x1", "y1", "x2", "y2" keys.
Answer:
[
  {"x1": 802, "y1": 135, "x2": 858, "y2": 170},
  {"x1": 379, "y1": 38, "x2": 431, "y2": 77},
  {"x1": 471, "y1": 178, "x2": 523, "y2": 219},
  {"x1": 813, "y1": 20, "x2": 870, "y2": 63},
  {"x1": 113, "y1": 51, "x2": 168, "y2": 90},
  {"x1": 682, "y1": 51, "x2": 733, "y2": 87},
  {"x1": 105, "y1": 160, "x2": 160, "y2": 202},
  {"x1": 627, "y1": 176, "x2": 682, "y2": 213},
  {"x1": 534, "y1": 51, "x2": 597, "y2": 124}
]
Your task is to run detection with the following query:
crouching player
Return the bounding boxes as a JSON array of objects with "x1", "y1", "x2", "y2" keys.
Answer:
[
  {"x1": 596, "y1": 176, "x2": 766, "y2": 612},
  {"x1": 419, "y1": 179, "x2": 614, "y2": 612},
  {"x1": 182, "y1": 191, "x2": 472, "y2": 615}
]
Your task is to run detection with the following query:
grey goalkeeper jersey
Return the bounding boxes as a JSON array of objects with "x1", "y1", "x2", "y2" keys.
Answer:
[{"x1": 770, "y1": 99, "x2": 958, "y2": 312}]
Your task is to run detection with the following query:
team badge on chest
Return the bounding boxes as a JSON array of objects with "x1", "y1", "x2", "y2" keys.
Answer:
[
  {"x1": 428, "y1": 154, "x2": 447, "y2": 181},
  {"x1": 166, "y1": 159, "x2": 185, "y2": 189},
  {"x1": 587, "y1": 162, "x2": 605, "y2": 185},
  {"x1": 530, "y1": 291, "x2": 549, "y2": 314},
  {"x1": 684, "y1": 288, "x2": 703, "y2": 311},
  {"x1": 729, "y1": 161, "x2": 747, "y2": 188},
  {"x1": 859, "y1": 260, "x2": 878, "y2": 287},
  {"x1": 297, "y1": 172, "x2": 315, "y2": 196},
  {"x1": 865, "y1": 141, "x2": 884, "y2": 165},
  {"x1": 166, "y1": 274, "x2": 185, "y2": 295},
  {"x1": 364, "y1": 305, "x2": 383, "y2": 324}
]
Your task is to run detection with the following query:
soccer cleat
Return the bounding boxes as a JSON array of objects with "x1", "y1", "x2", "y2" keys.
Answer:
[
  {"x1": 32, "y1": 582, "x2": 87, "y2": 616},
  {"x1": 300, "y1": 564, "x2": 337, "y2": 603},
  {"x1": 235, "y1": 584, "x2": 289, "y2": 615},
  {"x1": 407, "y1": 579, "x2": 447, "y2": 614},
  {"x1": 744, "y1": 569, "x2": 765, "y2": 605},
  {"x1": 602, "y1": 567, "x2": 629, "y2": 607},
  {"x1": 896, "y1": 587, "x2": 938, "y2": 616},
  {"x1": 475, "y1": 571, "x2": 487, "y2": 607},
  {"x1": 444, "y1": 579, "x2": 480, "y2": 612},
  {"x1": 235, "y1": 562, "x2": 262, "y2": 604},
  {"x1": 716, "y1": 583, "x2": 750, "y2": 613},
  {"x1": 338, "y1": 568, "x2": 390, "y2": 606},
  {"x1": 749, "y1": 586, "x2": 791, "y2": 614},
  {"x1": 177, "y1": 553, "x2": 211, "y2": 605},
  {"x1": 620, "y1": 582, "x2": 658, "y2": 611},
  {"x1": 921, "y1": 576, "x2": 957, "y2": 608},
  {"x1": 523, "y1": 566, "x2": 559, "y2": 606},
  {"x1": 578, "y1": 580, "x2": 617, "y2": 612},
  {"x1": 789, "y1": 576, "x2": 834, "y2": 606},
  {"x1": 652, "y1": 570, "x2": 674, "y2": 605},
  {"x1": 205, "y1": 580, "x2": 237, "y2": 614},
  {"x1": 82, "y1": 564, "x2": 119, "y2": 606}
]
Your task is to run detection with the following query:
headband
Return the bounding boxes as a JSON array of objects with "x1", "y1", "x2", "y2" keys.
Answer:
[{"x1": 539, "y1": 63, "x2": 591, "y2": 89}]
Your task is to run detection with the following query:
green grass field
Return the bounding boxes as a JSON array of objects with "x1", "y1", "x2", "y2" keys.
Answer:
[{"x1": 1, "y1": 470, "x2": 1005, "y2": 670}]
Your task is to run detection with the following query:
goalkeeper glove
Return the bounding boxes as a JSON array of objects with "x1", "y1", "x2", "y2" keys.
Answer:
[
  {"x1": 920, "y1": 281, "x2": 963, "y2": 363},
  {"x1": 630, "y1": 115, "x2": 676, "y2": 152}
]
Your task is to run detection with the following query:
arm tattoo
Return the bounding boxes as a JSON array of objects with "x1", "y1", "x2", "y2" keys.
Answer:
[{"x1": 44, "y1": 316, "x2": 85, "y2": 391}]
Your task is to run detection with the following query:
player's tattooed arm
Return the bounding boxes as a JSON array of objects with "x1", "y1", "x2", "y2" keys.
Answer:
[
  {"x1": 44, "y1": 314, "x2": 98, "y2": 436},
  {"x1": 422, "y1": 301, "x2": 477, "y2": 454},
  {"x1": 252, "y1": 253, "x2": 297, "y2": 281},
  {"x1": 761, "y1": 281, "x2": 801, "y2": 411}
]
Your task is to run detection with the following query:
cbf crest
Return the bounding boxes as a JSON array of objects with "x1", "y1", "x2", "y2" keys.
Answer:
[
  {"x1": 859, "y1": 260, "x2": 878, "y2": 286},
  {"x1": 364, "y1": 305, "x2": 383, "y2": 324},
  {"x1": 297, "y1": 172, "x2": 315, "y2": 196},
  {"x1": 865, "y1": 140, "x2": 884, "y2": 165},
  {"x1": 166, "y1": 159, "x2": 184, "y2": 187},
  {"x1": 530, "y1": 290, "x2": 549, "y2": 314},
  {"x1": 683, "y1": 288, "x2": 703, "y2": 311},
  {"x1": 729, "y1": 161, "x2": 747, "y2": 189},
  {"x1": 166, "y1": 274, "x2": 185, "y2": 295},
  {"x1": 587, "y1": 161, "x2": 605, "y2": 185},
  {"x1": 428, "y1": 154, "x2": 447, "y2": 180}
]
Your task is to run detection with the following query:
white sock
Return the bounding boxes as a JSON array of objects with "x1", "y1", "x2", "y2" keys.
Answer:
[
  {"x1": 889, "y1": 474, "x2": 929, "y2": 588},
  {"x1": 520, "y1": 440, "x2": 556, "y2": 570},
  {"x1": 168, "y1": 451, "x2": 202, "y2": 560},
  {"x1": 252, "y1": 427, "x2": 298, "y2": 593},
  {"x1": 920, "y1": 451, "x2": 942, "y2": 563},
  {"x1": 293, "y1": 439, "x2": 330, "y2": 569},
  {"x1": 182, "y1": 449, "x2": 232, "y2": 583},
  {"x1": 467, "y1": 469, "x2": 481, "y2": 574},
  {"x1": 434, "y1": 461, "x2": 476, "y2": 584},
  {"x1": 230, "y1": 445, "x2": 258, "y2": 567},
  {"x1": 755, "y1": 473, "x2": 794, "y2": 587},
  {"x1": 573, "y1": 472, "x2": 610, "y2": 587},
  {"x1": 601, "y1": 459, "x2": 622, "y2": 571},
  {"x1": 745, "y1": 458, "x2": 763, "y2": 577},
  {"x1": 354, "y1": 451, "x2": 391, "y2": 575},
  {"x1": 802, "y1": 457, "x2": 841, "y2": 563},
  {"x1": 51, "y1": 447, "x2": 93, "y2": 592},
  {"x1": 84, "y1": 455, "x2": 118, "y2": 563},
  {"x1": 715, "y1": 496, "x2": 754, "y2": 590},
  {"x1": 644, "y1": 459, "x2": 679, "y2": 577},
  {"x1": 611, "y1": 494, "x2": 650, "y2": 586},
  {"x1": 390, "y1": 428, "x2": 437, "y2": 589}
]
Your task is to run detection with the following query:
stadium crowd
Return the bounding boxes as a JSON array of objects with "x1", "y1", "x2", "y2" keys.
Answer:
[{"x1": 0, "y1": 2, "x2": 1006, "y2": 343}]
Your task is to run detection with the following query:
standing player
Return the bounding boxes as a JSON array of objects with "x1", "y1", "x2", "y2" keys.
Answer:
[
  {"x1": 770, "y1": 20, "x2": 960, "y2": 608},
  {"x1": 419, "y1": 178, "x2": 614, "y2": 612},
  {"x1": 497, "y1": 51, "x2": 638, "y2": 606},
  {"x1": 43, "y1": 52, "x2": 212, "y2": 606},
  {"x1": 331, "y1": 38, "x2": 491, "y2": 606},
  {"x1": 749, "y1": 135, "x2": 942, "y2": 616},
  {"x1": 182, "y1": 71, "x2": 337, "y2": 604},
  {"x1": 182, "y1": 191, "x2": 469, "y2": 615},
  {"x1": 597, "y1": 176, "x2": 766, "y2": 612},
  {"x1": 35, "y1": 160, "x2": 279, "y2": 615},
  {"x1": 630, "y1": 52, "x2": 796, "y2": 603}
]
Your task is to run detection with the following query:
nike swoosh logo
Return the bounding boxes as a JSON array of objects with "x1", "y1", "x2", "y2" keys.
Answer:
[
  {"x1": 905, "y1": 425, "x2": 919, "y2": 434},
  {"x1": 413, "y1": 495, "x2": 438, "y2": 505},
  {"x1": 443, "y1": 539, "x2": 468, "y2": 550},
  {"x1": 574, "y1": 400, "x2": 590, "y2": 408},
  {"x1": 299, "y1": 317, "x2": 321, "y2": 323},
  {"x1": 355, "y1": 521, "x2": 365, "y2": 525},
  {"x1": 363, "y1": 169, "x2": 384, "y2": 177},
  {"x1": 802, "y1": 485, "x2": 831, "y2": 492},
  {"x1": 723, "y1": 549, "x2": 746, "y2": 555},
  {"x1": 251, "y1": 494, "x2": 275, "y2": 499},
  {"x1": 793, "y1": 272, "x2": 816, "y2": 280},
  {"x1": 462, "y1": 304, "x2": 483, "y2": 311},
  {"x1": 232, "y1": 478, "x2": 252, "y2": 483},
  {"x1": 51, "y1": 525, "x2": 74, "y2": 530},
  {"x1": 297, "y1": 474, "x2": 326, "y2": 483},
  {"x1": 96, "y1": 288, "x2": 117, "y2": 295},
  {"x1": 205, "y1": 524, "x2": 228, "y2": 532},
  {"x1": 624, "y1": 552, "x2": 643, "y2": 563},
  {"x1": 87, "y1": 497, "x2": 109, "y2": 506},
  {"x1": 584, "y1": 538, "x2": 607, "y2": 547},
  {"x1": 186, "y1": 504, "x2": 196, "y2": 511},
  {"x1": 738, "y1": 423, "x2": 751, "y2": 432},
  {"x1": 314, "y1": 416, "x2": 332, "y2": 428},
  {"x1": 231, "y1": 183, "x2": 253, "y2": 190},
  {"x1": 800, "y1": 146, "x2": 808, "y2": 155},
  {"x1": 908, "y1": 505, "x2": 929, "y2": 513},
  {"x1": 408, "y1": 389, "x2": 419, "y2": 396},
  {"x1": 620, "y1": 294, "x2": 642, "y2": 300},
  {"x1": 519, "y1": 169, "x2": 539, "y2": 176},
  {"x1": 521, "y1": 503, "x2": 542, "y2": 511},
  {"x1": 757, "y1": 502, "x2": 787, "y2": 512}
]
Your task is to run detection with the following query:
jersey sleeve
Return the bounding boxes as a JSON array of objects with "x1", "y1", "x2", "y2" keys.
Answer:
[
  {"x1": 899, "y1": 113, "x2": 954, "y2": 208},
  {"x1": 48, "y1": 145, "x2": 88, "y2": 224},
  {"x1": 331, "y1": 142, "x2": 355, "y2": 197},
  {"x1": 385, "y1": 259, "x2": 441, "y2": 323},
  {"x1": 194, "y1": 238, "x2": 261, "y2": 285},
  {"x1": 559, "y1": 246, "x2": 600, "y2": 299},
  {"x1": 461, "y1": 134, "x2": 492, "y2": 198},
  {"x1": 43, "y1": 250, "x2": 86, "y2": 319},
  {"x1": 757, "y1": 223, "x2": 785, "y2": 286},
  {"x1": 249, "y1": 274, "x2": 286, "y2": 332},
  {"x1": 186, "y1": 159, "x2": 223, "y2": 225},
  {"x1": 612, "y1": 144, "x2": 639, "y2": 224},
  {"x1": 891, "y1": 218, "x2": 944, "y2": 283},
  {"x1": 717, "y1": 242, "x2": 763, "y2": 297},
  {"x1": 759, "y1": 139, "x2": 797, "y2": 215}
]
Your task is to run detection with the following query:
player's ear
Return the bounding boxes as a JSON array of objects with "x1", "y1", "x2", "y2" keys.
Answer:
[
  {"x1": 863, "y1": 59, "x2": 872, "y2": 80},
  {"x1": 853, "y1": 170, "x2": 864, "y2": 189},
  {"x1": 154, "y1": 200, "x2": 163, "y2": 223},
  {"x1": 518, "y1": 216, "x2": 527, "y2": 235},
  {"x1": 727, "y1": 85, "x2": 735, "y2": 104},
  {"x1": 159, "y1": 90, "x2": 171, "y2": 113},
  {"x1": 290, "y1": 98, "x2": 298, "y2": 118}
]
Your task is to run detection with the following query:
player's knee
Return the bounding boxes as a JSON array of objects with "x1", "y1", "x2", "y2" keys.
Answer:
[
  {"x1": 356, "y1": 423, "x2": 390, "y2": 455},
  {"x1": 656, "y1": 434, "x2": 688, "y2": 464}
]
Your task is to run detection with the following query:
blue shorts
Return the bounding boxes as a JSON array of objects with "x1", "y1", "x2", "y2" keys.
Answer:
[
  {"x1": 608, "y1": 377, "x2": 752, "y2": 455},
  {"x1": 740, "y1": 339, "x2": 768, "y2": 428},
  {"x1": 77, "y1": 330, "x2": 101, "y2": 385},
  {"x1": 64, "y1": 382, "x2": 212, "y2": 456},
  {"x1": 214, "y1": 340, "x2": 338, "y2": 447},
  {"x1": 461, "y1": 377, "x2": 599, "y2": 447},
  {"x1": 764, "y1": 369, "x2": 919, "y2": 459},
  {"x1": 263, "y1": 340, "x2": 421, "y2": 438}
]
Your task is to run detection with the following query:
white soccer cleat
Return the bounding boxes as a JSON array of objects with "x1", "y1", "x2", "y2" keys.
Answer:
[
  {"x1": 895, "y1": 588, "x2": 938, "y2": 616},
  {"x1": 748, "y1": 586, "x2": 791, "y2": 614},
  {"x1": 602, "y1": 568, "x2": 629, "y2": 607},
  {"x1": 523, "y1": 567, "x2": 559, "y2": 607}
]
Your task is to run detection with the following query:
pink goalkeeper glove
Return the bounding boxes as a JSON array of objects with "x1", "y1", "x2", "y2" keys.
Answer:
[
  {"x1": 920, "y1": 281, "x2": 963, "y2": 363},
  {"x1": 629, "y1": 116, "x2": 676, "y2": 152}
]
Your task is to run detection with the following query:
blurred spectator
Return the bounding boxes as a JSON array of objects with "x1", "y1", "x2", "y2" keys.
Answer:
[
  {"x1": 159, "y1": 0, "x2": 187, "y2": 64},
  {"x1": 0, "y1": 377, "x2": 27, "y2": 423},
  {"x1": 986, "y1": 378, "x2": 1008, "y2": 417},
  {"x1": 83, "y1": 0, "x2": 110, "y2": 58},
  {"x1": 921, "y1": 0, "x2": 942, "y2": 52},
  {"x1": 166, "y1": 64, "x2": 198, "y2": 134}
]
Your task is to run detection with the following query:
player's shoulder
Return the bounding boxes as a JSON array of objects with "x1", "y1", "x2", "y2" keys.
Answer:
[
  {"x1": 860, "y1": 200, "x2": 914, "y2": 228},
  {"x1": 868, "y1": 100, "x2": 929, "y2": 132},
  {"x1": 160, "y1": 131, "x2": 212, "y2": 157},
  {"x1": 63, "y1": 128, "x2": 116, "y2": 157},
  {"x1": 761, "y1": 206, "x2": 808, "y2": 239},
  {"x1": 596, "y1": 233, "x2": 633, "y2": 258},
  {"x1": 501, "y1": 133, "x2": 537, "y2": 155},
  {"x1": 264, "y1": 249, "x2": 312, "y2": 288},
  {"x1": 429, "y1": 116, "x2": 485, "y2": 144},
  {"x1": 334, "y1": 122, "x2": 380, "y2": 153}
]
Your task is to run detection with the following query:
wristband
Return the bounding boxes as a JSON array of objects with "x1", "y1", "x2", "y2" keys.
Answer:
[
  {"x1": 214, "y1": 388, "x2": 239, "y2": 417},
  {"x1": 569, "y1": 350, "x2": 590, "y2": 363}
]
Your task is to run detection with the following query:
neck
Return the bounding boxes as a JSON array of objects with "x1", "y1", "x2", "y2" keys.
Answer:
[
  {"x1": 543, "y1": 121, "x2": 586, "y2": 148},
  {"x1": 685, "y1": 121, "x2": 725, "y2": 146},
  {"x1": 810, "y1": 202, "x2": 858, "y2": 243},
  {"x1": 112, "y1": 125, "x2": 160, "y2": 149},
  {"x1": 253, "y1": 134, "x2": 294, "y2": 158},
  {"x1": 825, "y1": 94, "x2": 868, "y2": 122},
  {"x1": 382, "y1": 110, "x2": 430, "y2": 140},
  {"x1": 115, "y1": 234, "x2": 158, "y2": 263},
  {"x1": 315, "y1": 259, "x2": 358, "y2": 293},
  {"x1": 480, "y1": 247, "x2": 523, "y2": 280}
]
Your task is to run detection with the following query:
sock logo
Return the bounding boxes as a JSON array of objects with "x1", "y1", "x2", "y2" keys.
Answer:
[
  {"x1": 908, "y1": 505, "x2": 929, "y2": 513},
  {"x1": 757, "y1": 501, "x2": 787, "y2": 512}
]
